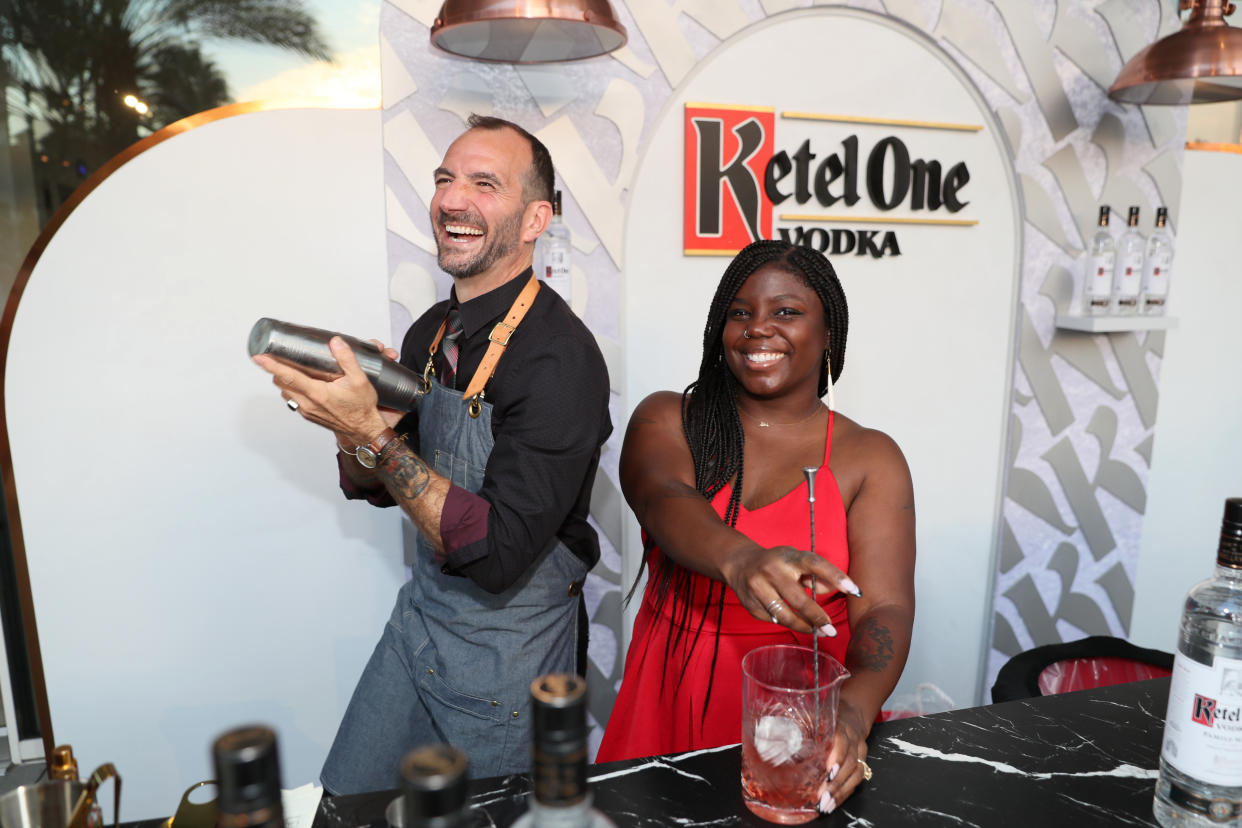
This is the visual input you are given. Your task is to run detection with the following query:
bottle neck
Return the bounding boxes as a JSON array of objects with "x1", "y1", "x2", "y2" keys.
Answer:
[{"x1": 1216, "y1": 562, "x2": 1242, "y2": 579}]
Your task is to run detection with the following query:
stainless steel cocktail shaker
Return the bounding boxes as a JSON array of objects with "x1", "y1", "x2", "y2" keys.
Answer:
[{"x1": 249, "y1": 318, "x2": 423, "y2": 412}]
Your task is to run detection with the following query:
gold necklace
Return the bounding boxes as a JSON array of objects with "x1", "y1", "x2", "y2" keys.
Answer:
[{"x1": 738, "y1": 403, "x2": 826, "y2": 428}]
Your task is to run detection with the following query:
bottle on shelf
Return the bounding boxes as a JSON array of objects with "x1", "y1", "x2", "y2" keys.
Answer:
[
  {"x1": 213, "y1": 725, "x2": 284, "y2": 828},
  {"x1": 538, "y1": 190, "x2": 572, "y2": 304},
  {"x1": 1142, "y1": 206, "x2": 1174, "y2": 316},
  {"x1": 1153, "y1": 498, "x2": 1242, "y2": 827},
  {"x1": 512, "y1": 674, "x2": 615, "y2": 828},
  {"x1": 401, "y1": 743, "x2": 477, "y2": 828},
  {"x1": 1112, "y1": 206, "x2": 1144, "y2": 316},
  {"x1": 1083, "y1": 205, "x2": 1115, "y2": 316}
]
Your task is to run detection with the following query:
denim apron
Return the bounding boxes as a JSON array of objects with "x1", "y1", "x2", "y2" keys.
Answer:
[{"x1": 321, "y1": 373, "x2": 587, "y2": 794}]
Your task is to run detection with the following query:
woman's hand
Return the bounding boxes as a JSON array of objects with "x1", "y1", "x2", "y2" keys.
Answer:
[
  {"x1": 721, "y1": 544, "x2": 860, "y2": 635},
  {"x1": 817, "y1": 698, "x2": 870, "y2": 814}
]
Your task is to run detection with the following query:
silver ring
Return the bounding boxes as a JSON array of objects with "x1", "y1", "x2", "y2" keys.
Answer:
[
  {"x1": 743, "y1": 329, "x2": 753, "y2": 339},
  {"x1": 286, "y1": 399, "x2": 299, "y2": 412},
  {"x1": 765, "y1": 598, "x2": 784, "y2": 614}
]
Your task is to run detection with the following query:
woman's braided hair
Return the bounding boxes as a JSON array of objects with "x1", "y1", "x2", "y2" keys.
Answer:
[{"x1": 631, "y1": 239, "x2": 849, "y2": 712}]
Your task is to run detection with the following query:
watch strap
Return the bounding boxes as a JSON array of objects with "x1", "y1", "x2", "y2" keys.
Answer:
[{"x1": 355, "y1": 427, "x2": 399, "y2": 468}]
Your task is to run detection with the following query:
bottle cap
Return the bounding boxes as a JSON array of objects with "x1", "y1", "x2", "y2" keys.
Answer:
[
  {"x1": 401, "y1": 744, "x2": 469, "y2": 824},
  {"x1": 1128, "y1": 205, "x2": 1140, "y2": 226},
  {"x1": 1219, "y1": 498, "x2": 1242, "y2": 568},
  {"x1": 531, "y1": 673, "x2": 586, "y2": 746},
  {"x1": 529, "y1": 674, "x2": 588, "y2": 807},
  {"x1": 552, "y1": 190, "x2": 563, "y2": 217},
  {"x1": 1098, "y1": 205, "x2": 1110, "y2": 225},
  {"x1": 213, "y1": 725, "x2": 283, "y2": 814}
]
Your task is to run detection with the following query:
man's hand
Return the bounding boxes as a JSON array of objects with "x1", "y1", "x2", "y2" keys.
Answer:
[{"x1": 253, "y1": 336, "x2": 401, "y2": 445}]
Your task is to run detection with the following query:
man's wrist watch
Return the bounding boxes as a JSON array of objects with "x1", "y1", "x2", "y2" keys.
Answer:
[{"x1": 354, "y1": 427, "x2": 399, "y2": 469}]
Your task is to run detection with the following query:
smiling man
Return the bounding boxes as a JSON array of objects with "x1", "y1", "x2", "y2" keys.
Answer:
[{"x1": 255, "y1": 115, "x2": 612, "y2": 793}]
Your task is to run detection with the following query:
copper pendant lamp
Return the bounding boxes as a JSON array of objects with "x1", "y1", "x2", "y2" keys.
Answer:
[
  {"x1": 1109, "y1": 0, "x2": 1242, "y2": 104},
  {"x1": 431, "y1": 0, "x2": 627, "y2": 64}
]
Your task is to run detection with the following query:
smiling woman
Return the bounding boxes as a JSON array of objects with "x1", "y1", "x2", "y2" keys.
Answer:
[{"x1": 598, "y1": 240, "x2": 915, "y2": 817}]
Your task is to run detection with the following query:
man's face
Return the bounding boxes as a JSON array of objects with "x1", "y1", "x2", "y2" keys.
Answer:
[{"x1": 430, "y1": 127, "x2": 532, "y2": 280}]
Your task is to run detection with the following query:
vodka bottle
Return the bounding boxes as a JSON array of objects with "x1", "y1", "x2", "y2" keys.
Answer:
[
  {"x1": 1142, "y1": 207, "x2": 1174, "y2": 316},
  {"x1": 538, "y1": 191, "x2": 572, "y2": 304},
  {"x1": 213, "y1": 726, "x2": 284, "y2": 828},
  {"x1": 1154, "y1": 498, "x2": 1242, "y2": 827},
  {"x1": 512, "y1": 674, "x2": 615, "y2": 828},
  {"x1": 1083, "y1": 205, "x2": 1115, "y2": 316},
  {"x1": 1112, "y1": 206, "x2": 1144, "y2": 316}
]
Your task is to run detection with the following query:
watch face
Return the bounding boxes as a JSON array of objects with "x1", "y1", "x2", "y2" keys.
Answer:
[{"x1": 356, "y1": 447, "x2": 378, "y2": 468}]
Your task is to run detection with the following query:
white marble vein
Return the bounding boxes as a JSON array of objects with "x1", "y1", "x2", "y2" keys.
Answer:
[
  {"x1": 902, "y1": 808, "x2": 979, "y2": 826},
  {"x1": 837, "y1": 811, "x2": 877, "y2": 827},
  {"x1": 885, "y1": 737, "x2": 1158, "y2": 781},
  {"x1": 587, "y1": 743, "x2": 735, "y2": 784}
]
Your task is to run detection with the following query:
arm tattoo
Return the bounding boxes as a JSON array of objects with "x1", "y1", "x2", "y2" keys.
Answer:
[
  {"x1": 379, "y1": 444, "x2": 432, "y2": 500},
  {"x1": 848, "y1": 616, "x2": 895, "y2": 672}
]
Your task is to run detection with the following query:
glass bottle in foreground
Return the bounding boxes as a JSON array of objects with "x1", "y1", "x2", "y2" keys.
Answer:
[
  {"x1": 512, "y1": 674, "x2": 615, "y2": 828},
  {"x1": 212, "y1": 725, "x2": 284, "y2": 828},
  {"x1": 1083, "y1": 205, "x2": 1115, "y2": 316},
  {"x1": 1142, "y1": 206, "x2": 1174, "y2": 316},
  {"x1": 401, "y1": 744, "x2": 472, "y2": 828},
  {"x1": 1154, "y1": 498, "x2": 1242, "y2": 827},
  {"x1": 1112, "y1": 205, "x2": 1144, "y2": 316}
]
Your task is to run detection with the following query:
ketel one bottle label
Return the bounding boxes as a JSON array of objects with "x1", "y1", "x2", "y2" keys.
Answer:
[
  {"x1": 1116, "y1": 252, "x2": 1143, "y2": 304},
  {"x1": 1162, "y1": 652, "x2": 1242, "y2": 786},
  {"x1": 1144, "y1": 248, "x2": 1172, "y2": 300},
  {"x1": 1086, "y1": 251, "x2": 1114, "y2": 302}
]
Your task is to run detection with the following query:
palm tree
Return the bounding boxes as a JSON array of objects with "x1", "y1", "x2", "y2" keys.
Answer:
[{"x1": 0, "y1": 0, "x2": 331, "y2": 222}]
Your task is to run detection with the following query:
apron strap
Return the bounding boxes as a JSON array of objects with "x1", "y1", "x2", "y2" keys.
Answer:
[
  {"x1": 460, "y1": 274, "x2": 541, "y2": 400},
  {"x1": 421, "y1": 274, "x2": 541, "y2": 401}
]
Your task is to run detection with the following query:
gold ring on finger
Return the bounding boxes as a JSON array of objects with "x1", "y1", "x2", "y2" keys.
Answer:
[{"x1": 858, "y1": 758, "x2": 873, "y2": 782}]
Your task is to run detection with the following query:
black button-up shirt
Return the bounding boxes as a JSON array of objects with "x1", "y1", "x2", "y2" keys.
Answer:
[{"x1": 343, "y1": 269, "x2": 612, "y2": 594}]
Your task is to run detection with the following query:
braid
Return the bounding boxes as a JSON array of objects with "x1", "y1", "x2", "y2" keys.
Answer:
[{"x1": 629, "y1": 239, "x2": 850, "y2": 716}]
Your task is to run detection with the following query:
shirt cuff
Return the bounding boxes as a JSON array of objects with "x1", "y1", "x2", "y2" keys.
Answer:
[
  {"x1": 440, "y1": 485, "x2": 491, "y2": 567},
  {"x1": 337, "y1": 452, "x2": 395, "y2": 506}
]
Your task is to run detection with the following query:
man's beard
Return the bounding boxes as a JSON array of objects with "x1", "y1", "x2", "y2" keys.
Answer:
[{"x1": 435, "y1": 206, "x2": 525, "y2": 279}]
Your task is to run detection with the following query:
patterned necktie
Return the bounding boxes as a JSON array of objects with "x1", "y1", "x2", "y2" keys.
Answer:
[{"x1": 442, "y1": 307, "x2": 463, "y2": 388}]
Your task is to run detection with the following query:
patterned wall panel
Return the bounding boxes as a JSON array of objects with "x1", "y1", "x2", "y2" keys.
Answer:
[{"x1": 379, "y1": 0, "x2": 1185, "y2": 740}]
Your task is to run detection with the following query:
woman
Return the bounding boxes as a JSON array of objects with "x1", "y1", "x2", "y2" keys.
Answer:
[{"x1": 596, "y1": 240, "x2": 915, "y2": 814}]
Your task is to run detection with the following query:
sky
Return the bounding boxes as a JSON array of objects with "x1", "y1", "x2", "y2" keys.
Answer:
[{"x1": 201, "y1": 0, "x2": 382, "y2": 108}]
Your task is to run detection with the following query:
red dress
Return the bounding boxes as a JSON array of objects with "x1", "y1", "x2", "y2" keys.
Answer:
[{"x1": 597, "y1": 413, "x2": 850, "y2": 762}]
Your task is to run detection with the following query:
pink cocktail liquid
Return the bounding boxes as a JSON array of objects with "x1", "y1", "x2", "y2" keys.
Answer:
[{"x1": 740, "y1": 713, "x2": 832, "y2": 824}]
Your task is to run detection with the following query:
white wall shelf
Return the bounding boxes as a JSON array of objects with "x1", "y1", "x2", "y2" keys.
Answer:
[{"x1": 1054, "y1": 313, "x2": 1179, "y2": 333}]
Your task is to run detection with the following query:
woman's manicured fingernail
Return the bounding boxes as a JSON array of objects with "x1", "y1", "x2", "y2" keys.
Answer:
[
  {"x1": 818, "y1": 792, "x2": 836, "y2": 814},
  {"x1": 829, "y1": 762, "x2": 840, "y2": 781},
  {"x1": 841, "y1": 577, "x2": 862, "y2": 597},
  {"x1": 817, "y1": 623, "x2": 837, "y2": 638}
]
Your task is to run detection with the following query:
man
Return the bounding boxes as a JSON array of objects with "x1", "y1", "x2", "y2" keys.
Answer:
[{"x1": 254, "y1": 115, "x2": 612, "y2": 793}]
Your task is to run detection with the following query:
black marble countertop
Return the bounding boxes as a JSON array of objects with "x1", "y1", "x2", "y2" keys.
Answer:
[{"x1": 315, "y1": 678, "x2": 1171, "y2": 828}]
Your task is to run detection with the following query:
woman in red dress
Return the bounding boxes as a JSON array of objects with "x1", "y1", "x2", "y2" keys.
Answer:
[{"x1": 597, "y1": 241, "x2": 915, "y2": 815}]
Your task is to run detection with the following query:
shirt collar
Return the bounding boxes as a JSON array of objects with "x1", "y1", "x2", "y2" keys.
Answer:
[{"x1": 449, "y1": 267, "x2": 534, "y2": 339}]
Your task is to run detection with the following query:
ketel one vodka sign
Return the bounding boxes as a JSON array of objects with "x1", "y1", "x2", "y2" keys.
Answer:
[{"x1": 683, "y1": 103, "x2": 979, "y2": 258}]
